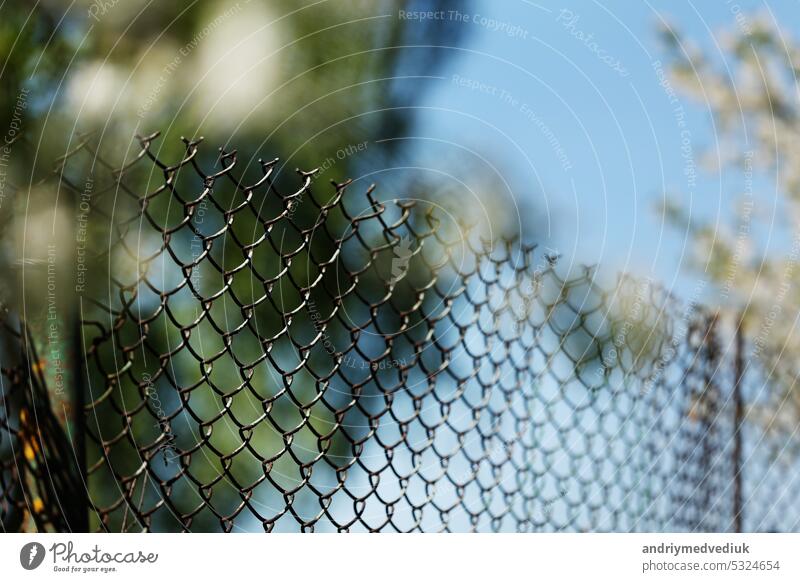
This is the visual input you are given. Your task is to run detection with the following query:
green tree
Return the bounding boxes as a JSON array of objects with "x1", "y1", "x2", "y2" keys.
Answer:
[{"x1": 0, "y1": 0, "x2": 472, "y2": 531}]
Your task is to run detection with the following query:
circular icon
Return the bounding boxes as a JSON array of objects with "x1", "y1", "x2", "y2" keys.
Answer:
[{"x1": 19, "y1": 542, "x2": 46, "y2": 570}]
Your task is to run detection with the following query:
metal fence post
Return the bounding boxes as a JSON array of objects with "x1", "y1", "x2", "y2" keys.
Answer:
[
  {"x1": 66, "y1": 168, "x2": 89, "y2": 532},
  {"x1": 70, "y1": 317, "x2": 88, "y2": 531},
  {"x1": 732, "y1": 312, "x2": 745, "y2": 533},
  {"x1": 698, "y1": 313, "x2": 719, "y2": 532}
]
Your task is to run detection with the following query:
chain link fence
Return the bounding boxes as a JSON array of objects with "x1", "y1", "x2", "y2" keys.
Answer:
[{"x1": 1, "y1": 134, "x2": 799, "y2": 532}]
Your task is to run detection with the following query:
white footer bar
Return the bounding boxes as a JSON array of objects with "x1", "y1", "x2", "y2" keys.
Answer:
[{"x1": 2, "y1": 533, "x2": 798, "y2": 581}]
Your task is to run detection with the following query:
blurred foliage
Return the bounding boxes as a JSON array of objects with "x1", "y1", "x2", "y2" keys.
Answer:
[
  {"x1": 660, "y1": 14, "x2": 800, "y2": 403},
  {"x1": 0, "y1": 0, "x2": 474, "y2": 530},
  {"x1": 2, "y1": 0, "x2": 471, "y2": 184}
]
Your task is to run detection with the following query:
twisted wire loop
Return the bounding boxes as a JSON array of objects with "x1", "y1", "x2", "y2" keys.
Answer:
[{"x1": 1, "y1": 133, "x2": 798, "y2": 531}]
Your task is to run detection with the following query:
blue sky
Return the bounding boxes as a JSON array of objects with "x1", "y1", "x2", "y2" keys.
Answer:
[{"x1": 408, "y1": 0, "x2": 794, "y2": 298}]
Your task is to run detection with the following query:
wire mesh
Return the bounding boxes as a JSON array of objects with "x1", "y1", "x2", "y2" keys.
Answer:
[{"x1": 1, "y1": 133, "x2": 799, "y2": 532}]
